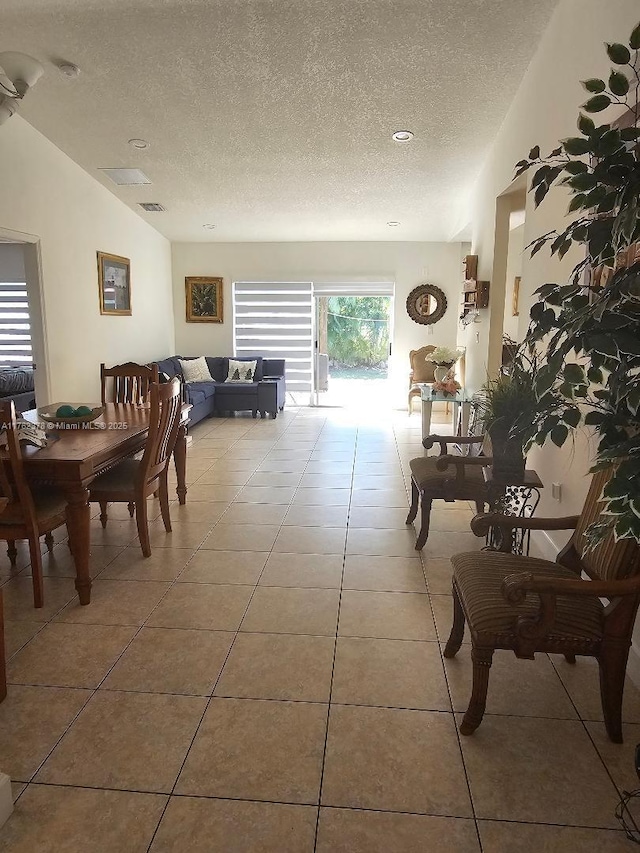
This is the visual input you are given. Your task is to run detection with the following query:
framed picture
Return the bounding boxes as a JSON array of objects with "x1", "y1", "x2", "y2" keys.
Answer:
[
  {"x1": 185, "y1": 276, "x2": 224, "y2": 323},
  {"x1": 512, "y1": 276, "x2": 521, "y2": 316},
  {"x1": 97, "y1": 252, "x2": 131, "y2": 316}
]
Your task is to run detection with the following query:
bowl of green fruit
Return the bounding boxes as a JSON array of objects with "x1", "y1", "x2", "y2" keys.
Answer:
[{"x1": 38, "y1": 404, "x2": 105, "y2": 425}]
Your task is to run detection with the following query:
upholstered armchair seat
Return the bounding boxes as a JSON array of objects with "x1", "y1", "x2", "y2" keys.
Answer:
[
  {"x1": 452, "y1": 551, "x2": 604, "y2": 652},
  {"x1": 89, "y1": 458, "x2": 142, "y2": 494}
]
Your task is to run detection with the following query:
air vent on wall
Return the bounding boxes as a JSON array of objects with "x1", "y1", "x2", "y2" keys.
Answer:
[
  {"x1": 138, "y1": 202, "x2": 166, "y2": 212},
  {"x1": 99, "y1": 168, "x2": 151, "y2": 186}
]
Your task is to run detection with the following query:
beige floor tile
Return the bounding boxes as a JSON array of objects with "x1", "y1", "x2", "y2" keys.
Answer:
[
  {"x1": 353, "y1": 462, "x2": 403, "y2": 475},
  {"x1": 422, "y1": 558, "x2": 454, "y2": 594},
  {"x1": 339, "y1": 590, "x2": 436, "y2": 640},
  {"x1": 322, "y1": 705, "x2": 472, "y2": 815},
  {"x1": 187, "y1": 484, "x2": 243, "y2": 502},
  {"x1": 348, "y1": 506, "x2": 411, "y2": 529},
  {"x1": 352, "y1": 475, "x2": 406, "y2": 491},
  {"x1": 215, "y1": 632, "x2": 335, "y2": 701},
  {"x1": 234, "y1": 486, "x2": 297, "y2": 504},
  {"x1": 147, "y1": 582, "x2": 253, "y2": 630},
  {"x1": 11, "y1": 782, "x2": 26, "y2": 801},
  {"x1": 346, "y1": 527, "x2": 417, "y2": 557},
  {"x1": 8, "y1": 622, "x2": 136, "y2": 688},
  {"x1": 272, "y1": 526, "x2": 347, "y2": 555},
  {"x1": 195, "y1": 469, "x2": 253, "y2": 485},
  {"x1": 477, "y1": 821, "x2": 631, "y2": 852},
  {"x1": 259, "y1": 552, "x2": 343, "y2": 588},
  {"x1": 98, "y1": 547, "x2": 195, "y2": 581},
  {"x1": 245, "y1": 471, "x2": 303, "y2": 488},
  {"x1": 350, "y1": 489, "x2": 408, "y2": 508},
  {"x1": 221, "y1": 502, "x2": 289, "y2": 526},
  {"x1": 104, "y1": 500, "x2": 162, "y2": 521},
  {"x1": 201, "y1": 523, "x2": 280, "y2": 552},
  {"x1": 460, "y1": 715, "x2": 619, "y2": 826},
  {"x1": 257, "y1": 458, "x2": 308, "y2": 473},
  {"x1": 4, "y1": 620, "x2": 42, "y2": 658},
  {"x1": 36, "y1": 691, "x2": 207, "y2": 793},
  {"x1": 0, "y1": 785, "x2": 167, "y2": 853},
  {"x1": 2, "y1": 577, "x2": 78, "y2": 622},
  {"x1": 55, "y1": 580, "x2": 171, "y2": 626},
  {"x1": 103, "y1": 627, "x2": 234, "y2": 695},
  {"x1": 445, "y1": 649, "x2": 578, "y2": 720},
  {"x1": 585, "y1": 720, "x2": 640, "y2": 792},
  {"x1": 343, "y1": 555, "x2": 426, "y2": 592},
  {"x1": 431, "y1": 594, "x2": 464, "y2": 645},
  {"x1": 298, "y1": 473, "x2": 353, "y2": 489},
  {"x1": 421, "y1": 531, "x2": 483, "y2": 558},
  {"x1": 176, "y1": 697, "x2": 327, "y2": 803},
  {"x1": 147, "y1": 521, "x2": 214, "y2": 549},
  {"x1": 89, "y1": 519, "x2": 139, "y2": 547},
  {"x1": 178, "y1": 549, "x2": 268, "y2": 584},
  {"x1": 292, "y1": 488, "x2": 351, "y2": 506},
  {"x1": 168, "y1": 500, "x2": 230, "y2": 524},
  {"x1": 284, "y1": 504, "x2": 349, "y2": 527},
  {"x1": 332, "y1": 637, "x2": 450, "y2": 710},
  {"x1": 37, "y1": 544, "x2": 124, "y2": 578},
  {"x1": 551, "y1": 654, "x2": 640, "y2": 724},
  {"x1": 316, "y1": 809, "x2": 480, "y2": 853},
  {"x1": 429, "y1": 509, "x2": 475, "y2": 532},
  {"x1": 150, "y1": 797, "x2": 317, "y2": 853},
  {"x1": 241, "y1": 587, "x2": 340, "y2": 635},
  {"x1": 0, "y1": 685, "x2": 91, "y2": 781}
]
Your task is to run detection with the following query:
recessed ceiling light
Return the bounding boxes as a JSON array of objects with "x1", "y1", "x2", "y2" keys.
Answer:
[
  {"x1": 203, "y1": 224, "x2": 216, "y2": 230},
  {"x1": 128, "y1": 138, "x2": 150, "y2": 150},
  {"x1": 387, "y1": 221, "x2": 401, "y2": 227},
  {"x1": 392, "y1": 130, "x2": 414, "y2": 142},
  {"x1": 57, "y1": 62, "x2": 80, "y2": 79}
]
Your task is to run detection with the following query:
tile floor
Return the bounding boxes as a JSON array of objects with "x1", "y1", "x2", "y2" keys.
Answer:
[{"x1": 1, "y1": 406, "x2": 639, "y2": 851}]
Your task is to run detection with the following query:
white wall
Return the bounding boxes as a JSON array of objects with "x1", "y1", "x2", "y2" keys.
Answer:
[
  {"x1": 0, "y1": 244, "x2": 26, "y2": 282},
  {"x1": 171, "y1": 241, "x2": 464, "y2": 407},
  {"x1": 0, "y1": 117, "x2": 175, "y2": 403},
  {"x1": 502, "y1": 224, "x2": 524, "y2": 342},
  {"x1": 464, "y1": 0, "x2": 640, "y2": 541}
]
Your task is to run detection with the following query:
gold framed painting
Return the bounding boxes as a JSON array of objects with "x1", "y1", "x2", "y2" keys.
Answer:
[
  {"x1": 512, "y1": 276, "x2": 521, "y2": 316},
  {"x1": 185, "y1": 276, "x2": 224, "y2": 323},
  {"x1": 97, "y1": 252, "x2": 131, "y2": 316}
]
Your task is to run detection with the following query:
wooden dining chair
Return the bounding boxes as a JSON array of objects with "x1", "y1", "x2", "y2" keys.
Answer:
[
  {"x1": 445, "y1": 468, "x2": 640, "y2": 743},
  {"x1": 408, "y1": 346, "x2": 437, "y2": 413},
  {"x1": 89, "y1": 379, "x2": 182, "y2": 557},
  {"x1": 100, "y1": 361, "x2": 159, "y2": 406},
  {"x1": 0, "y1": 401, "x2": 69, "y2": 608}
]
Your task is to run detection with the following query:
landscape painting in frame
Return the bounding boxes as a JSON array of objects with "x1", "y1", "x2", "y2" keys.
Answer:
[
  {"x1": 185, "y1": 276, "x2": 224, "y2": 323},
  {"x1": 97, "y1": 251, "x2": 131, "y2": 315}
]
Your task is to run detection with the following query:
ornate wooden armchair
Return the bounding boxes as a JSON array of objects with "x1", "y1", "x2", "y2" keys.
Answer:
[
  {"x1": 408, "y1": 346, "x2": 436, "y2": 413},
  {"x1": 445, "y1": 469, "x2": 640, "y2": 742}
]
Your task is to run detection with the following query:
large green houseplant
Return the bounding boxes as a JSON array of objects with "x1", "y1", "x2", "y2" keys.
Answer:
[{"x1": 514, "y1": 20, "x2": 640, "y2": 545}]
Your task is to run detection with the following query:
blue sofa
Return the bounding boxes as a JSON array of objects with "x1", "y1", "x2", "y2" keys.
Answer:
[{"x1": 153, "y1": 355, "x2": 286, "y2": 426}]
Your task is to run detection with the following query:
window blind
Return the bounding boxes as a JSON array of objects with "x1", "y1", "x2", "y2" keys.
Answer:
[
  {"x1": 233, "y1": 282, "x2": 313, "y2": 393},
  {"x1": 0, "y1": 282, "x2": 32, "y2": 366}
]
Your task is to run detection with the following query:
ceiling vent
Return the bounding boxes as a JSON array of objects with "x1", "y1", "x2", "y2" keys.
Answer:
[
  {"x1": 138, "y1": 202, "x2": 166, "y2": 212},
  {"x1": 99, "y1": 168, "x2": 151, "y2": 186}
]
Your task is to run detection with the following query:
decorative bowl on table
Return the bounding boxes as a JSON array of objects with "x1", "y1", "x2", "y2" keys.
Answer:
[{"x1": 38, "y1": 404, "x2": 105, "y2": 425}]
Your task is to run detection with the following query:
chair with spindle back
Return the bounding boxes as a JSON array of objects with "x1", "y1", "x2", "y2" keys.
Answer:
[
  {"x1": 0, "y1": 401, "x2": 69, "y2": 608},
  {"x1": 100, "y1": 361, "x2": 159, "y2": 407},
  {"x1": 445, "y1": 468, "x2": 640, "y2": 742},
  {"x1": 89, "y1": 379, "x2": 182, "y2": 557}
]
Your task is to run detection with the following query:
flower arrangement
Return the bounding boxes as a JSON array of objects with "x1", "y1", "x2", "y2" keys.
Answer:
[
  {"x1": 425, "y1": 346, "x2": 464, "y2": 367},
  {"x1": 431, "y1": 378, "x2": 461, "y2": 397}
]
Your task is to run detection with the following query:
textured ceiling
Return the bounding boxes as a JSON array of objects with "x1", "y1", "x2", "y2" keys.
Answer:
[{"x1": 2, "y1": 0, "x2": 558, "y2": 242}]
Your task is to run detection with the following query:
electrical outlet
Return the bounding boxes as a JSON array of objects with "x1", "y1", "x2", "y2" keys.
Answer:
[{"x1": 552, "y1": 482, "x2": 562, "y2": 502}]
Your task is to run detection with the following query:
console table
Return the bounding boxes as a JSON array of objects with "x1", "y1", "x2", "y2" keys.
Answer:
[
  {"x1": 482, "y1": 467, "x2": 543, "y2": 555},
  {"x1": 420, "y1": 386, "x2": 471, "y2": 441}
]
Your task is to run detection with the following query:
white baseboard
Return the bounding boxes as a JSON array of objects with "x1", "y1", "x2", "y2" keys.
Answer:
[
  {"x1": 0, "y1": 772, "x2": 13, "y2": 829},
  {"x1": 530, "y1": 531, "x2": 640, "y2": 689}
]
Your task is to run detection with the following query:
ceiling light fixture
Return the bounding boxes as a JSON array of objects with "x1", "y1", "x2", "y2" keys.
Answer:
[
  {"x1": 57, "y1": 62, "x2": 80, "y2": 79},
  {"x1": 128, "y1": 138, "x2": 150, "y2": 150},
  {"x1": 203, "y1": 224, "x2": 216, "y2": 230},
  {"x1": 0, "y1": 51, "x2": 44, "y2": 127},
  {"x1": 387, "y1": 221, "x2": 401, "y2": 227},
  {"x1": 392, "y1": 130, "x2": 414, "y2": 142}
]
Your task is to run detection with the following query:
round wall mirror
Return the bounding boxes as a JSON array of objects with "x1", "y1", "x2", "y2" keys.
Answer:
[{"x1": 406, "y1": 284, "x2": 447, "y2": 325}]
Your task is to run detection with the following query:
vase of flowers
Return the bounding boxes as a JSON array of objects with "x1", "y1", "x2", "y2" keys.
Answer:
[{"x1": 425, "y1": 346, "x2": 464, "y2": 382}]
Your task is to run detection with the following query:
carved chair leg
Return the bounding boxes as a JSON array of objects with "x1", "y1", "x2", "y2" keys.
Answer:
[
  {"x1": 598, "y1": 642, "x2": 628, "y2": 744},
  {"x1": 564, "y1": 654, "x2": 577, "y2": 664},
  {"x1": 159, "y1": 472, "x2": 172, "y2": 533},
  {"x1": 415, "y1": 497, "x2": 432, "y2": 550},
  {"x1": 444, "y1": 587, "x2": 465, "y2": 658},
  {"x1": 474, "y1": 501, "x2": 484, "y2": 515},
  {"x1": 28, "y1": 536, "x2": 44, "y2": 609},
  {"x1": 7, "y1": 541, "x2": 17, "y2": 565},
  {"x1": 44, "y1": 531, "x2": 54, "y2": 552},
  {"x1": 99, "y1": 501, "x2": 109, "y2": 529},
  {"x1": 460, "y1": 645, "x2": 494, "y2": 736},
  {"x1": 135, "y1": 498, "x2": 152, "y2": 558},
  {"x1": 406, "y1": 479, "x2": 419, "y2": 524},
  {"x1": 127, "y1": 502, "x2": 135, "y2": 517}
]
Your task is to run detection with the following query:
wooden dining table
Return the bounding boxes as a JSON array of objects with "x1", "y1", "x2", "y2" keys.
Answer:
[{"x1": 19, "y1": 403, "x2": 190, "y2": 606}]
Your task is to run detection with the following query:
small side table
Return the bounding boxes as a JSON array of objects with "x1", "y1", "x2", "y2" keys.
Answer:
[
  {"x1": 420, "y1": 386, "x2": 471, "y2": 442},
  {"x1": 482, "y1": 468, "x2": 543, "y2": 555}
]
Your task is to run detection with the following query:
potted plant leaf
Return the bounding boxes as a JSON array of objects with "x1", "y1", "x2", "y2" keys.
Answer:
[{"x1": 513, "y1": 20, "x2": 640, "y2": 546}]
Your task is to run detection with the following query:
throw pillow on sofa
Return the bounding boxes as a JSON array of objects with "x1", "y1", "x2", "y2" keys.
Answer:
[
  {"x1": 179, "y1": 356, "x2": 214, "y2": 383},
  {"x1": 226, "y1": 359, "x2": 257, "y2": 382}
]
